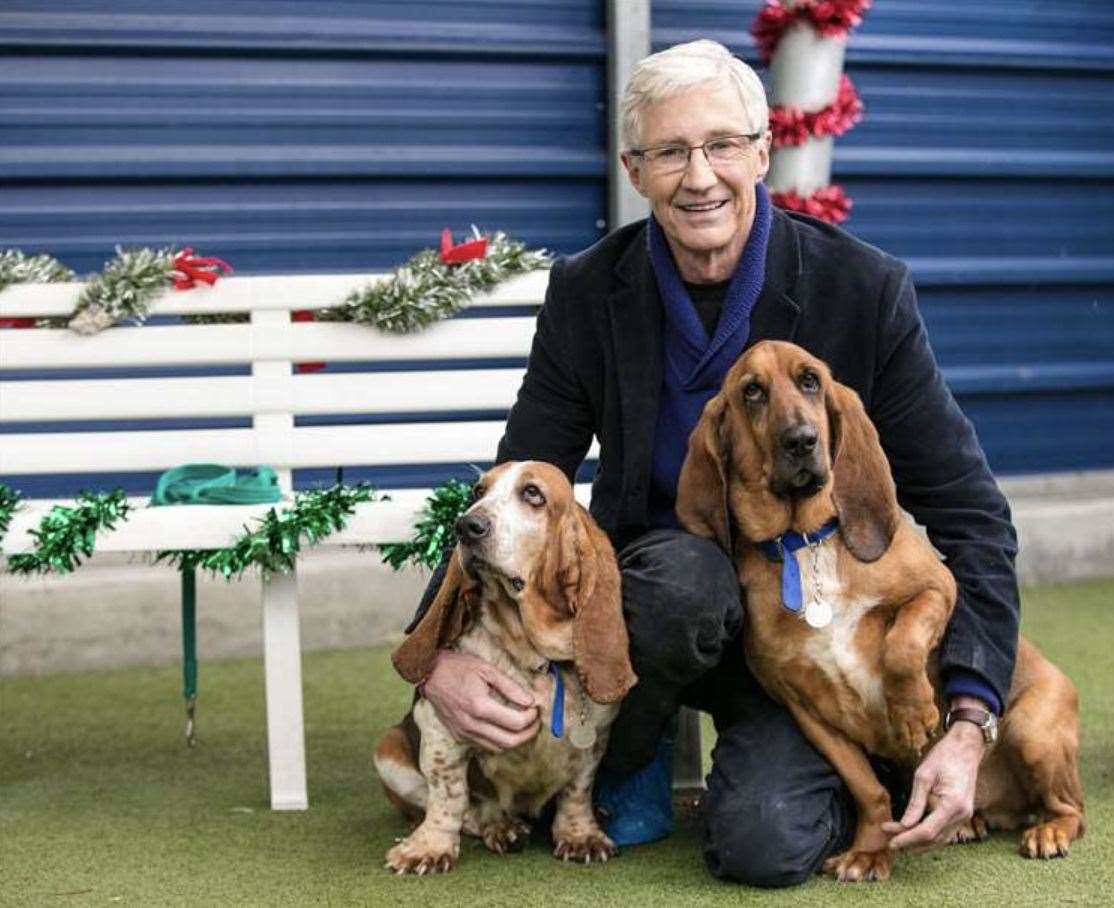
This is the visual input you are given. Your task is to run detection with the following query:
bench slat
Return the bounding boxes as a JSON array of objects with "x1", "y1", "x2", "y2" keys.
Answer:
[
  {"x1": 0, "y1": 318, "x2": 537, "y2": 370},
  {"x1": 1, "y1": 422, "x2": 599, "y2": 474},
  {"x1": 0, "y1": 483, "x2": 592, "y2": 553},
  {"x1": 0, "y1": 270, "x2": 550, "y2": 319},
  {"x1": 0, "y1": 370, "x2": 525, "y2": 422}
]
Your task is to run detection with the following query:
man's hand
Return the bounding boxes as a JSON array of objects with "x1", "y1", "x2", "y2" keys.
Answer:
[
  {"x1": 421, "y1": 650, "x2": 540, "y2": 753},
  {"x1": 882, "y1": 697, "x2": 989, "y2": 851}
]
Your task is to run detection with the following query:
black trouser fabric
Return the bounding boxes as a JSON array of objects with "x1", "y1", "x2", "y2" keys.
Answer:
[{"x1": 605, "y1": 528, "x2": 856, "y2": 888}]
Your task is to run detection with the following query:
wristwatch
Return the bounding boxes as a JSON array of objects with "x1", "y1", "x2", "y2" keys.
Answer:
[{"x1": 944, "y1": 706, "x2": 998, "y2": 745}]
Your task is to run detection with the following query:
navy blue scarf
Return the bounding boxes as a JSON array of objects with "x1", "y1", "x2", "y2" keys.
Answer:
[{"x1": 647, "y1": 183, "x2": 772, "y2": 526}]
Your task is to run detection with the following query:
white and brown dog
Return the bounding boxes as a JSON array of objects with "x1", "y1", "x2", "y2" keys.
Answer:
[{"x1": 374, "y1": 461, "x2": 637, "y2": 875}]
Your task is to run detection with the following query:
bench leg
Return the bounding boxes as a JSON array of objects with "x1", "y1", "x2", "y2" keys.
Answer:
[
  {"x1": 672, "y1": 707, "x2": 704, "y2": 790},
  {"x1": 261, "y1": 569, "x2": 308, "y2": 810}
]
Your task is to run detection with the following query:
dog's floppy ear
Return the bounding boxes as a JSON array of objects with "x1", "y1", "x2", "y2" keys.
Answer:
[
  {"x1": 554, "y1": 505, "x2": 636, "y2": 704},
  {"x1": 825, "y1": 380, "x2": 900, "y2": 562},
  {"x1": 676, "y1": 392, "x2": 732, "y2": 552},
  {"x1": 392, "y1": 549, "x2": 476, "y2": 684}
]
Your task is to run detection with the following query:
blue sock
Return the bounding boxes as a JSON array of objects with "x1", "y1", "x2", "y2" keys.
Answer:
[{"x1": 594, "y1": 734, "x2": 675, "y2": 847}]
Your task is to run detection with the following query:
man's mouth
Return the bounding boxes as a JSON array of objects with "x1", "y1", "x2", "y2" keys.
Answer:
[{"x1": 677, "y1": 199, "x2": 729, "y2": 214}]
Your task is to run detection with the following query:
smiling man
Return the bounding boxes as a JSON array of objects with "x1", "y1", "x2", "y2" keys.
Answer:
[{"x1": 408, "y1": 40, "x2": 1019, "y2": 887}]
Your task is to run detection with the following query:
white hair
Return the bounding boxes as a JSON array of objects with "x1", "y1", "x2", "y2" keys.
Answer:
[{"x1": 619, "y1": 39, "x2": 769, "y2": 151}]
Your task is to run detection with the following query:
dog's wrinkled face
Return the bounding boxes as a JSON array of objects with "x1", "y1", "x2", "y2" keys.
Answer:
[
  {"x1": 725, "y1": 342, "x2": 834, "y2": 500},
  {"x1": 457, "y1": 461, "x2": 569, "y2": 594},
  {"x1": 455, "y1": 461, "x2": 579, "y2": 660}
]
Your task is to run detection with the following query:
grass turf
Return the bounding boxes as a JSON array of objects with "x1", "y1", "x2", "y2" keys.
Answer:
[{"x1": 2, "y1": 580, "x2": 1112, "y2": 907}]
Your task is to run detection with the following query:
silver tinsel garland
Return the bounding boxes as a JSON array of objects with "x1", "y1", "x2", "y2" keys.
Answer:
[{"x1": 0, "y1": 250, "x2": 74, "y2": 292}]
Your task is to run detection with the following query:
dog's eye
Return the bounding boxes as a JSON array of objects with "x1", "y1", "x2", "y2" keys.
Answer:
[
  {"x1": 470, "y1": 484, "x2": 485, "y2": 504},
  {"x1": 798, "y1": 371, "x2": 820, "y2": 393},
  {"x1": 743, "y1": 381, "x2": 765, "y2": 403},
  {"x1": 522, "y1": 484, "x2": 546, "y2": 507}
]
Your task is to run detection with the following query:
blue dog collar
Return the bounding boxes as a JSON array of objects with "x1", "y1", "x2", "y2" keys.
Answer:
[
  {"x1": 756, "y1": 519, "x2": 839, "y2": 613},
  {"x1": 547, "y1": 662, "x2": 565, "y2": 738}
]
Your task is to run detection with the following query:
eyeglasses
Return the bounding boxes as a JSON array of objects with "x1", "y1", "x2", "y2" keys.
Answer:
[{"x1": 630, "y1": 132, "x2": 764, "y2": 175}]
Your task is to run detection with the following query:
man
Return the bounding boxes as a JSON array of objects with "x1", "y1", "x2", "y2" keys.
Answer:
[{"x1": 408, "y1": 39, "x2": 1019, "y2": 887}]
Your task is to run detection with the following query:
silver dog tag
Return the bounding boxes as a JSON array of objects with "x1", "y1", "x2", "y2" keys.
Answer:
[
  {"x1": 569, "y1": 723, "x2": 597, "y2": 750},
  {"x1": 805, "y1": 599, "x2": 833, "y2": 629}
]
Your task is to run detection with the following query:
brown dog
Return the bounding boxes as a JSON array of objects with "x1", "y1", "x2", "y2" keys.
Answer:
[
  {"x1": 676, "y1": 340, "x2": 1084, "y2": 881},
  {"x1": 374, "y1": 461, "x2": 636, "y2": 874}
]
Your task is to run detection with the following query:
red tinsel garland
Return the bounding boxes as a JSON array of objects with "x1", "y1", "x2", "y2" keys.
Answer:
[
  {"x1": 771, "y1": 186, "x2": 852, "y2": 224},
  {"x1": 752, "y1": 0, "x2": 872, "y2": 62},
  {"x1": 769, "y1": 74, "x2": 863, "y2": 147}
]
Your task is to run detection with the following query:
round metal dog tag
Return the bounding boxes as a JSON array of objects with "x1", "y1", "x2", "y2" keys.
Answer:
[
  {"x1": 805, "y1": 599, "x2": 833, "y2": 629},
  {"x1": 569, "y1": 723, "x2": 597, "y2": 750}
]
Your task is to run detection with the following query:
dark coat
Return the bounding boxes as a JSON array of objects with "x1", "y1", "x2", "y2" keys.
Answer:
[{"x1": 491, "y1": 207, "x2": 1020, "y2": 707}]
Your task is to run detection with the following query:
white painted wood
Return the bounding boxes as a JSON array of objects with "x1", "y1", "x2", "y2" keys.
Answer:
[
  {"x1": 0, "y1": 270, "x2": 550, "y2": 319},
  {"x1": 0, "y1": 317, "x2": 537, "y2": 370},
  {"x1": 261, "y1": 569, "x2": 308, "y2": 811},
  {"x1": 0, "y1": 369, "x2": 525, "y2": 422},
  {"x1": 0, "y1": 485, "x2": 593, "y2": 554}
]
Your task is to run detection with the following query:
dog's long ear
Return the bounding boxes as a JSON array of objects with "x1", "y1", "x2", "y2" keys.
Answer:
[
  {"x1": 826, "y1": 380, "x2": 900, "y2": 562},
  {"x1": 557, "y1": 506, "x2": 636, "y2": 705},
  {"x1": 392, "y1": 549, "x2": 476, "y2": 684},
  {"x1": 676, "y1": 392, "x2": 732, "y2": 552}
]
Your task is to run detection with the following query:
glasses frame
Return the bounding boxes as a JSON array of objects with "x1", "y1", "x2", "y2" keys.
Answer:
[{"x1": 629, "y1": 131, "x2": 765, "y2": 174}]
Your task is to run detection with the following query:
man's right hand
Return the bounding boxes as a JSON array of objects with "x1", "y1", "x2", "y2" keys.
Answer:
[{"x1": 421, "y1": 650, "x2": 540, "y2": 752}]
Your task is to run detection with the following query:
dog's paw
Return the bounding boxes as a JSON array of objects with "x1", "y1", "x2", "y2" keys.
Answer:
[
  {"x1": 948, "y1": 813, "x2": 989, "y2": 845},
  {"x1": 481, "y1": 816, "x2": 530, "y2": 855},
  {"x1": 1020, "y1": 820, "x2": 1074, "y2": 859},
  {"x1": 553, "y1": 831, "x2": 618, "y2": 865},
  {"x1": 384, "y1": 832, "x2": 459, "y2": 875},
  {"x1": 888, "y1": 699, "x2": 939, "y2": 757},
  {"x1": 822, "y1": 847, "x2": 892, "y2": 882}
]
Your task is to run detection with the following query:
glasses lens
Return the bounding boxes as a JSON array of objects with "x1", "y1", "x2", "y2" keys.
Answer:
[
  {"x1": 646, "y1": 146, "x2": 689, "y2": 174},
  {"x1": 705, "y1": 137, "x2": 749, "y2": 164}
]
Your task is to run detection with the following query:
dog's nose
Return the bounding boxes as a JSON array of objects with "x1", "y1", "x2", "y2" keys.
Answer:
[
  {"x1": 455, "y1": 513, "x2": 491, "y2": 542},
  {"x1": 781, "y1": 424, "x2": 819, "y2": 459}
]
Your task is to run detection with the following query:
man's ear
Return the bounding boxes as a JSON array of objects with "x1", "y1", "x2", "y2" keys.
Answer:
[
  {"x1": 755, "y1": 130, "x2": 772, "y2": 181},
  {"x1": 825, "y1": 380, "x2": 900, "y2": 563},
  {"x1": 620, "y1": 151, "x2": 648, "y2": 197},
  {"x1": 676, "y1": 392, "x2": 732, "y2": 552},
  {"x1": 391, "y1": 550, "x2": 476, "y2": 684}
]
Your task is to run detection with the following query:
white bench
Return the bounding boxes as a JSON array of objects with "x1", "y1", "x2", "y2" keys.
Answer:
[{"x1": 0, "y1": 271, "x2": 707, "y2": 810}]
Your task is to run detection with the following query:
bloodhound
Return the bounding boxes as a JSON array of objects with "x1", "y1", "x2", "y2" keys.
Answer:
[
  {"x1": 677, "y1": 340, "x2": 1084, "y2": 882},
  {"x1": 374, "y1": 461, "x2": 636, "y2": 874}
]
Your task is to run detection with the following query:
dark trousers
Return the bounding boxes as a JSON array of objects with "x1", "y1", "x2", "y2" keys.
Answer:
[{"x1": 605, "y1": 529, "x2": 857, "y2": 888}]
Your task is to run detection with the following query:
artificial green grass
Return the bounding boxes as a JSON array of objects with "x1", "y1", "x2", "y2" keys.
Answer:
[{"x1": 3, "y1": 580, "x2": 1112, "y2": 907}]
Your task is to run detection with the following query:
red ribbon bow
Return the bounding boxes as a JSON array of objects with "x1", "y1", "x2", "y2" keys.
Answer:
[
  {"x1": 172, "y1": 247, "x2": 233, "y2": 290},
  {"x1": 439, "y1": 229, "x2": 488, "y2": 265}
]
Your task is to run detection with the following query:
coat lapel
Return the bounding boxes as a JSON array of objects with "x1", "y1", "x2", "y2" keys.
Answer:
[
  {"x1": 608, "y1": 226, "x2": 662, "y2": 523},
  {"x1": 747, "y1": 208, "x2": 803, "y2": 345}
]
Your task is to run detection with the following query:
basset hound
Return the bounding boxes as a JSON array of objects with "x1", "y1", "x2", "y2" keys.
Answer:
[
  {"x1": 374, "y1": 461, "x2": 637, "y2": 875},
  {"x1": 676, "y1": 340, "x2": 1085, "y2": 882}
]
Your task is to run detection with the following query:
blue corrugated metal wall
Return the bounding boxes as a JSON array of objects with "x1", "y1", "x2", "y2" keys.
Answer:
[
  {"x1": 3, "y1": 1, "x2": 1113, "y2": 498},
  {"x1": 655, "y1": 0, "x2": 1114, "y2": 475}
]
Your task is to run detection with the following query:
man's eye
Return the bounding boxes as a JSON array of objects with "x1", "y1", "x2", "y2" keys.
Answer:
[
  {"x1": 743, "y1": 382, "x2": 765, "y2": 402},
  {"x1": 522, "y1": 484, "x2": 546, "y2": 507},
  {"x1": 650, "y1": 146, "x2": 686, "y2": 163},
  {"x1": 798, "y1": 372, "x2": 820, "y2": 393}
]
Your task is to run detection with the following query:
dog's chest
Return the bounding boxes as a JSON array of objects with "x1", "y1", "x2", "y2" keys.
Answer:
[{"x1": 750, "y1": 544, "x2": 885, "y2": 717}]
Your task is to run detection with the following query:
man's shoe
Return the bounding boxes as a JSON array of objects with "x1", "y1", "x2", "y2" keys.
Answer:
[{"x1": 594, "y1": 735, "x2": 675, "y2": 847}]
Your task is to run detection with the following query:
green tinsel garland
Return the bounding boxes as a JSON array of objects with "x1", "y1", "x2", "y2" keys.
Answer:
[
  {"x1": 156, "y1": 484, "x2": 380, "y2": 579},
  {"x1": 0, "y1": 483, "x2": 22, "y2": 547},
  {"x1": 65, "y1": 245, "x2": 178, "y2": 334},
  {"x1": 321, "y1": 229, "x2": 550, "y2": 334},
  {"x1": 0, "y1": 250, "x2": 74, "y2": 292},
  {"x1": 380, "y1": 478, "x2": 475, "y2": 571},
  {"x1": 5, "y1": 490, "x2": 132, "y2": 575}
]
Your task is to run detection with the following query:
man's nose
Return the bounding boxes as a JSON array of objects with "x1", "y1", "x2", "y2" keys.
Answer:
[
  {"x1": 781, "y1": 424, "x2": 819, "y2": 460},
  {"x1": 456, "y1": 512, "x2": 491, "y2": 542},
  {"x1": 681, "y1": 147, "x2": 719, "y2": 190}
]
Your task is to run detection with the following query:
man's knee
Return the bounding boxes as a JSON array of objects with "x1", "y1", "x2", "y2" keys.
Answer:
[
  {"x1": 618, "y1": 530, "x2": 741, "y2": 674},
  {"x1": 703, "y1": 791, "x2": 840, "y2": 888}
]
